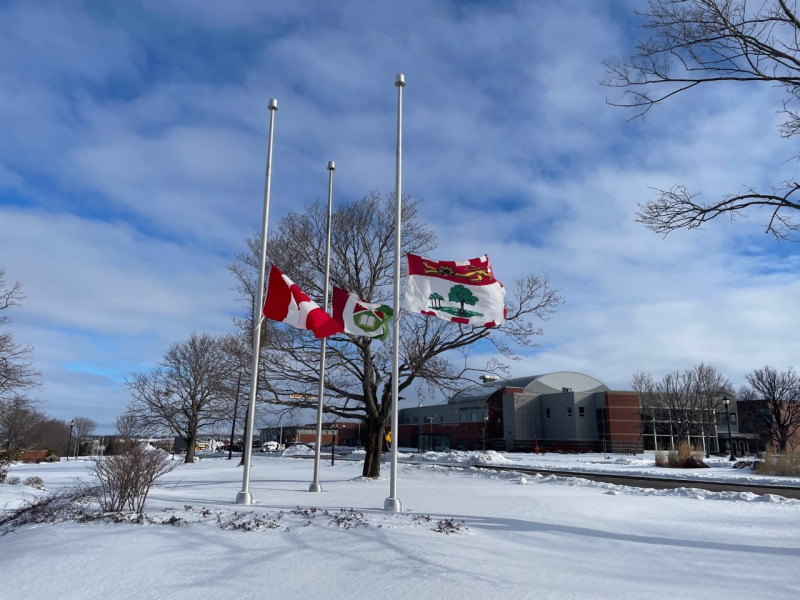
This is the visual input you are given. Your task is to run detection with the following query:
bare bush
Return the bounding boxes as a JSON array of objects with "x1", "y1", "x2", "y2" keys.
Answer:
[
  {"x1": 91, "y1": 443, "x2": 177, "y2": 514},
  {"x1": 23, "y1": 476, "x2": 44, "y2": 490},
  {"x1": 0, "y1": 485, "x2": 96, "y2": 535},
  {"x1": 5, "y1": 476, "x2": 19, "y2": 485},
  {"x1": 754, "y1": 451, "x2": 800, "y2": 476},
  {"x1": 433, "y1": 518, "x2": 469, "y2": 534}
]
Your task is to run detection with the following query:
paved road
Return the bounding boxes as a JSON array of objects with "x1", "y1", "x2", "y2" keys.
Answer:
[
  {"x1": 473, "y1": 464, "x2": 800, "y2": 500},
  {"x1": 299, "y1": 454, "x2": 800, "y2": 499}
]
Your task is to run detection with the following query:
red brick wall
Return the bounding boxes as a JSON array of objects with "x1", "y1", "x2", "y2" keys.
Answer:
[{"x1": 605, "y1": 392, "x2": 641, "y2": 451}]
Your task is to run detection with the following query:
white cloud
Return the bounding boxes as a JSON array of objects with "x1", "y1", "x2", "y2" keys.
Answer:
[{"x1": 2, "y1": 0, "x2": 800, "y2": 431}]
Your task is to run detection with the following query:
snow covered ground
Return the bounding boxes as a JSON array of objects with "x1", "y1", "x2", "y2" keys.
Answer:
[
  {"x1": 404, "y1": 448, "x2": 800, "y2": 487},
  {"x1": 2, "y1": 450, "x2": 799, "y2": 599}
]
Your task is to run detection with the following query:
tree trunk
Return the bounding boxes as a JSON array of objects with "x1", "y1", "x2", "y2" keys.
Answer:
[
  {"x1": 185, "y1": 430, "x2": 197, "y2": 464},
  {"x1": 362, "y1": 418, "x2": 386, "y2": 478}
]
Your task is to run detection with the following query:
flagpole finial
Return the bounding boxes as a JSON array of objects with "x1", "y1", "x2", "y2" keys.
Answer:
[
  {"x1": 268, "y1": 98, "x2": 278, "y2": 111},
  {"x1": 395, "y1": 73, "x2": 405, "y2": 87},
  {"x1": 327, "y1": 160, "x2": 335, "y2": 171}
]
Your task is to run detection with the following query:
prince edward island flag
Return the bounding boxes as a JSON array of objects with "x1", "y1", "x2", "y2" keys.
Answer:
[{"x1": 405, "y1": 253, "x2": 506, "y2": 327}]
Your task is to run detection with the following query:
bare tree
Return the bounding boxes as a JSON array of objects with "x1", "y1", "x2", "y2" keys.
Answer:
[
  {"x1": 605, "y1": 0, "x2": 800, "y2": 239},
  {"x1": 742, "y1": 365, "x2": 800, "y2": 452},
  {"x1": 230, "y1": 192, "x2": 564, "y2": 477},
  {"x1": 71, "y1": 417, "x2": 97, "y2": 457},
  {"x1": 689, "y1": 363, "x2": 733, "y2": 456},
  {"x1": 115, "y1": 413, "x2": 141, "y2": 444},
  {"x1": 126, "y1": 332, "x2": 239, "y2": 463},
  {"x1": 1, "y1": 269, "x2": 40, "y2": 405},
  {"x1": 633, "y1": 364, "x2": 732, "y2": 451},
  {"x1": 27, "y1": 418, "x2": 70, "y2": 455},
  {"x1": 630, "y1": 371, "x2": 657, "y2": 412},
  {"x1": 0, "y1": 397, "x2": 46, "y2": 453}
]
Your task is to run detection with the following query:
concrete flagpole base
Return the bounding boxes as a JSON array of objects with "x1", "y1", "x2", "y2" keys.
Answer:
[{"x1": 383, "y1": 497, "x2": 402, "y2": 512}]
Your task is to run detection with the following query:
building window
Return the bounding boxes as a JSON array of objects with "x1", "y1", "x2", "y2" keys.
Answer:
[
  {"x1": 545, "y1": 408, "x2": 551, "y2": 418},
  {"x1": 579, "y1": 407, "x2": 585, "y2": 417},
  {"x1": 567, "y1": 407, "x2": 573, "y2": 417},
  {"x1": 413, "y1": 417, "x2": 418, "y2": 424}
]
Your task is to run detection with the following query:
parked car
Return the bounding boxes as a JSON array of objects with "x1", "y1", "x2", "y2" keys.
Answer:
[{"x1": 260, "y1": 441, "x2": 279, "y2": 452}]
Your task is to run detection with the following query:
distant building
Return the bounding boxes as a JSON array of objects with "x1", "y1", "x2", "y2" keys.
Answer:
[
  {"x1": 737, "y1": 398, "x2": 800, "y2": 453},
  {"x1": 258, "y1": 424, "x2": 341, "y2": 447},
  {"x1": 640, "y1": 401, "x2": 761, "y2": 456},
  {"x1": 397, "y1": 371, "x2": 642, "y2": 453}
]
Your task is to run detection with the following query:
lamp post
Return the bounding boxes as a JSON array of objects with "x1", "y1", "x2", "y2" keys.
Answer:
[
  {"x1": 723, "y1": 397, "x2": 735, "y2": 461},
  {"x1": 67, "y1": 420, "x2": 74, "y2": 461}
]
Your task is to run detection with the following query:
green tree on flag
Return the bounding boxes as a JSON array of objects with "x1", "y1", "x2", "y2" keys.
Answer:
[
  {"x1": 448, "y1": 285, "x2": 480, "y2": 317},
  {"x1": 428, "y1": 292, "x2": 444, "y2": 308}
]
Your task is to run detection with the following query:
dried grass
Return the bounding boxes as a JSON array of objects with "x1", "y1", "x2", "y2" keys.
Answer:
[
  {"x1": 655, "y1": 441, "x2": 703, "y2": 469},
  {"x1": 754, "y1": 451, "x2": 800, "y2": 476}
]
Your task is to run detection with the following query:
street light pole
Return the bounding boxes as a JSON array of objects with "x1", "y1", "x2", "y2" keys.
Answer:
[
  {"x1": 723, "y1": 397, "x2": 735, "y2": 461},
  {"x1": 67, "y1": 420, "x2": 74, "y2": 461}
]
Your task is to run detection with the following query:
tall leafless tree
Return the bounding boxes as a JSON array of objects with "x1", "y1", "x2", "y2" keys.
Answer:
[
  {"x1": 632, "y1": 364, "x2": 732, "y2": 451},
  {"x1": 630, "y1": 371, "x2": 657, "y2": 413},
  {"x1": 689, "y1": 363, "x2": 734, "y2": 456},
  {"x1": 27, "y1": 418, "x2": 71, "y2": 455},
  {"x1": 0, "y1": 397, "x2": 46, "y2": 453},
  {"x1": 229, "y1": 191, "x2": 564, "y2": 477},
  {"x1": 71, "y1": 417, "x2": 97, "y2": 457},
  {"x1": 605, "y1": 0, "x2": 800, "y2": 239},
  {"x1": 115, "y1": 413, "x2": 141, "y2": 444},
  {"x1": 1, "y1": 269, "x2": 40, "y2": 407},
  {"x1": 126, "y1": 332, "x2": 239, "y2": 463},
  {"x1": 742, "y1": 365, "x2": 800, "y2": 452}
]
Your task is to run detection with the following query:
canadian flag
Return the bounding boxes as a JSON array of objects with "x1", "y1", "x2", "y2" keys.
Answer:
[{"x1": 262, "y1": 266, "x2": 344, "y2": 339}]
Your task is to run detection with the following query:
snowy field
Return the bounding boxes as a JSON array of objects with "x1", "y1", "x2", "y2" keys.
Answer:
[
  {"x1": 403, "y1": 448, "x2": 800, "y2": 487},
  {"x1": 2, "y1": 450, "x2": 799, "y2": 600}
]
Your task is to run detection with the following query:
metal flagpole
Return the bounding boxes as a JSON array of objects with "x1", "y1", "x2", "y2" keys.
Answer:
[
  {"x1": 237, "y1": 98, "x2": 278, "y2": 505},
  {"x1": 384, "y1": 73, "x2": 405, "y2": 513},
  {"x1": 310, "y1": 160, "x2": 336, "y2": 492}
]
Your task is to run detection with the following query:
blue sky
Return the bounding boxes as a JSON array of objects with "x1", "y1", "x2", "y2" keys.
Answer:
[{"x1": 2, "y1": 0, "x2": 800, "y2": 432}]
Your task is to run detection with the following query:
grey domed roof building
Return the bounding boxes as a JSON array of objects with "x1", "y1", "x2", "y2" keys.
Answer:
[{"x1": 398, "y1": 371, "x2": 641, "y2": 453}]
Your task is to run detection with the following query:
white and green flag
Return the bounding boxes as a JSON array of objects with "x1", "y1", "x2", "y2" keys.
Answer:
[
  {"x1": 331, "y1": 286, "x2": 393, "y2": 340},
  {"x1": 404, "y1": 253, "x2": 506, "y2": 327}
]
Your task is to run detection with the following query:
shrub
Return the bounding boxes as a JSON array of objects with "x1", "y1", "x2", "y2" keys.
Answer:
[
  {"x1": 433, "y1": 518, "x2": 469, "y2": 534},
  {"x1": 5, "y1": 476, "x2": 20, "y2": 485},
  {"x1": 0, "y1": 486, "x2": 96, "y2": 535},
  {"x1": 24, "y1": 476, "x2": 45, "y2": 490},
  {"x1": 754, "y1": 451, "x2": 800, "y2": 476},
  {"x1": 91, "y1": 443, "x2": 177, "y2": 514}
]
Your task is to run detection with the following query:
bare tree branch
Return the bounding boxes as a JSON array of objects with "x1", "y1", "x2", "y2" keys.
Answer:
[{"x1": 605, "y1": 0, "x2": 800, "y2": 238}]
